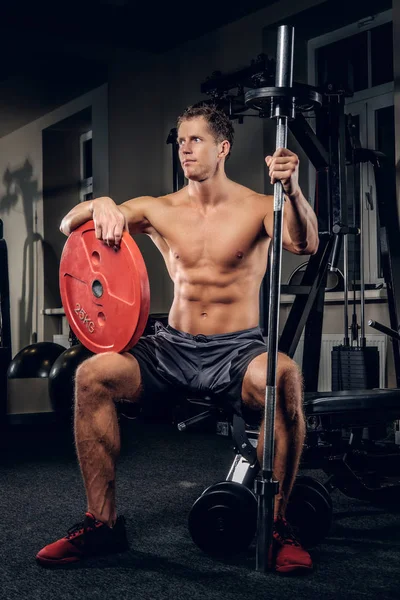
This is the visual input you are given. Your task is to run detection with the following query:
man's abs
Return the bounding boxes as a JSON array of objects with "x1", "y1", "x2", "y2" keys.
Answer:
[{"x1": 168, "y1": 291, "x2": 261, "y2": 336}]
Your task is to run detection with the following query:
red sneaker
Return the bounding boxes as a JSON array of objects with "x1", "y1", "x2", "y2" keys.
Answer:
[
  {"x1": 272, "y1": 516, "x2": 313, "y2": 574},
  {"x1": 36, "y1": 513, "x2": 129, "y2": 567}
]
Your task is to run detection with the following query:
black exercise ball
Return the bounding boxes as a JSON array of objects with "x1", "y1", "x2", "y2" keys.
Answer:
[
  {"x1": 48, "y1": 343, "x2": 93, "y2": 420},
  {"x1": 7, "y1": 341, "x2": 66, "y2": 378}
]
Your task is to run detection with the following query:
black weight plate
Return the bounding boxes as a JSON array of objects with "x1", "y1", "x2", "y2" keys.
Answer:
[
  {"x1": 287, "y1": 482, "x2": 332, "y2": 547},
  {"x1": 188, "y1": 481, "x2": 257, "y2": 557},
  {"x1": 286, "y1": 480, "x2": 332, "y2": 548},
  {"x1": 200, "y1": 480, "x2": 254, "y2": 497},
  {"x1": 245, "y1": 84, "x2": 322, "y2": 112},
  {"x1": 297, "y1": 476, "x2": 333, "y2": 509}
]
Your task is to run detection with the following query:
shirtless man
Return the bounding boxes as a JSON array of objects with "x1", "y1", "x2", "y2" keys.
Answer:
[{"x1": 36, "y1": 104, "x2": 319, "y2": 573}]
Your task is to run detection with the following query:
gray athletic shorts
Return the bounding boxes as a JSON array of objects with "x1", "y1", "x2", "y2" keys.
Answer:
[{"x1": 128, "y1": 321, "x2": 267, "y2": 418}]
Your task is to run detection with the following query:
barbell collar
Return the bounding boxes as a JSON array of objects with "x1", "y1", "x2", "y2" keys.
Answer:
[{"x1": 254, "y1": 478, "x2": 280, "y2": 497}]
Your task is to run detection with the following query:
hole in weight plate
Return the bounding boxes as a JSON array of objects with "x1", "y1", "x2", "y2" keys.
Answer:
[{"x1": 92, "y1": 280, "x2": 103, "y2": 298}]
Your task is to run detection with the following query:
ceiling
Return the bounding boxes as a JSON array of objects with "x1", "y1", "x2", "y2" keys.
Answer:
[
  {"x1": 0, "y1": 0, "x2": 281, "y2": 137},
  {"x1": 1, "y1": 0, "x2": 389, "y2": 83},
  {"x1": 1, "y1": 0, "x2": 278, "y2": 54},
  {"x1": 0, "y1": 0, "x2": 282, "y2": 86}
]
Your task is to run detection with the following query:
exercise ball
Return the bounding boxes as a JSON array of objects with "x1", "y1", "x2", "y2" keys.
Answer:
[
  {"x1": 7, "y1": 342, "x2": 66, "y2": 378},
  {"x1": 48, "y1": 343, "x2": 93, "y2": 419}
]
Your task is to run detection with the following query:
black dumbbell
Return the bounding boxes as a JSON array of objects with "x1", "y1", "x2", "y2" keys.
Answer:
[
  {"x1": 286, "y1": 476, "x2": 333, "y2": 548},
  {"x1": 188, "y1": 480, "x2": 258, "y2": 557}
]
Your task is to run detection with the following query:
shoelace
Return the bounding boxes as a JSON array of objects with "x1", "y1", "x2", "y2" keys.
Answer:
[
  {"x1": 66, "y1": 518, "x2": 98, "y2": 540},
  {"x1": 273, "y1": 518, "x2": 301, "y2": 547}
]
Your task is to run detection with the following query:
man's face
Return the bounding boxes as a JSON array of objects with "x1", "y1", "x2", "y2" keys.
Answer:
[{"x1": 177, "y1": 116, "x2": 224, "y2": 181}]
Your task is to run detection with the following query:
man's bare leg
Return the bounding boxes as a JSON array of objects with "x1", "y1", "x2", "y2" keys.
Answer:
[
  {"x1": 74, "y1": 352, "x2": 142, "y2": 526},
  {"x1": 241, "y1": 352, "x2": 305, "y2": 518}
]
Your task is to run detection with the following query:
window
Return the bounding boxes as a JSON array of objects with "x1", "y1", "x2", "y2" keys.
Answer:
[
  {"x1": 308, "y1": 10, "x2": 394, "y2": 284},
  {"x1": 80, "y1": 130, "x2": 93, "y2": 202}
]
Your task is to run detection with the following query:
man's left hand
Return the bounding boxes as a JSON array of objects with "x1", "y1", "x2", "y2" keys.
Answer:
[{"x1": 265, "y1": 148, "x2": 300, "y2": 197}]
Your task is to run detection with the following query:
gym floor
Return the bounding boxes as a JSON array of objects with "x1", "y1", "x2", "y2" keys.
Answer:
[{"x1": 1, "y1": 419, "x2": 399, "y2": 600}]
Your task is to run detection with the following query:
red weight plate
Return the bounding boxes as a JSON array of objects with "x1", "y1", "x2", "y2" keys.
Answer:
[{"x1": 59, "y1": 220, "x2": 150, "y2": 354}]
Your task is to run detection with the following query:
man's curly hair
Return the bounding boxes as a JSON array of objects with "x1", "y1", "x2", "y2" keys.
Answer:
[{"x1": 177, "y1": 103, "x2": 234, "y2": 159}]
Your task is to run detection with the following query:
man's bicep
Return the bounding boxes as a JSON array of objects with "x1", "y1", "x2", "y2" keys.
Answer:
[{"x1": 263, "y1": 211, "x2": 293, "y2": 251}]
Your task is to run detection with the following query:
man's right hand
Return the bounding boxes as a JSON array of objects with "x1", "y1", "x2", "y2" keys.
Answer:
[
  {"x1": 91, "y1": 197, "x2": 126, "y2": 249},
  {"x1": 60, "y1": 196, "x2": 126, "y2": 249}
]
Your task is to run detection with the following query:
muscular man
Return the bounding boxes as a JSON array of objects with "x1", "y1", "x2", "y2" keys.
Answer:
[{"x1": 36, "y1": 104, "x2": 319, "y2": 573}]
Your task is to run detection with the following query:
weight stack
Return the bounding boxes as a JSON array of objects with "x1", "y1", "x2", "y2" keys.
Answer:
[{"x1": 331, "y1": 345, "x2": 380, "y2": 391}]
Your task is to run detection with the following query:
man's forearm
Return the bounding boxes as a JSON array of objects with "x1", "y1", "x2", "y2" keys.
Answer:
[
  {"x1": 60, "y1": 200, "x2": 93, "y2": 235},
  {"x1": 285, "y1": 189, "x2": 319, "y2": 254}
]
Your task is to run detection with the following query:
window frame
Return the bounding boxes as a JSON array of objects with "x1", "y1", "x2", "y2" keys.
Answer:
[
  {"x1": 79, "y1": 130, "x2": 93, "y2": 203},
  {"x1": 307, "y1": 9, "x2": 393, "y2": 285}
]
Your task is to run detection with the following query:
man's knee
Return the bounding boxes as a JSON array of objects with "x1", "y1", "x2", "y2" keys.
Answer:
[
  {"x1": 76, "y1": 353, "x2": 116, "y2": 389},
  {"x1": 75, "y1": 352, "x2": 142, "y2": 401},
  {"x1": 243, "y1": 352, "x2": 301, "y2": 411}
]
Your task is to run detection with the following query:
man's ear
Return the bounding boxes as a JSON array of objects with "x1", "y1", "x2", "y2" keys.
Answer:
[{"x1": 218, "y1": 140, "x2": 230, "y2": 158}]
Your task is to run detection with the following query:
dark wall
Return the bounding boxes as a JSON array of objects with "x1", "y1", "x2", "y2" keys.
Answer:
[
  {"x1": 42, "y1": 109, "x2": 92, "y2": 340},
  {"x1": 0, "y1": 55, "x2": 106, "y2": 140}
]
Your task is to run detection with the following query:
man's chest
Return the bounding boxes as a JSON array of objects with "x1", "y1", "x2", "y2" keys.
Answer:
[{"x1": 157, "y1": 208, "x2": 266, "y2": 269}]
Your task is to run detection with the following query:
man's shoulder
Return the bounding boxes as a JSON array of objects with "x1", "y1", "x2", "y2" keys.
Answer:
[
  {"x1": 158, "y1": 188, "x2": 188, "y2": 206},
  {"x1": 123, "y1": 194, "x2": 171, "y2": 208},
  {"x1": 122, "y1": 191, "x2": 186, "y2": 219},
  {"x1": 235, "y1": 184, "x2": 273, "y2": 205}
]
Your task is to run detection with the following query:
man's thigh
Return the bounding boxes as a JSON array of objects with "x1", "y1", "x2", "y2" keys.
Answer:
[
  {"x1": 203, "y1": 333, "x2": 267, "y2": 417},
  {"x1": 126, "y1": 331, "x2": 187, "y2": 420}
]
